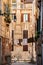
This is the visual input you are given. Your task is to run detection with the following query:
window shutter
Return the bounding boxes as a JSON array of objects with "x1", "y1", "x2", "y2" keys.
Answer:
[
  {"x1": 12, "y1": 30, "x2": 14, "y2": 51},
  {"x1": 23, "y1": 30, "x2": 28, "y2": 38},
  {"x1": 14, "y1": 13, "x2": 16, "y2": 22},
  {"x1": 21, "y1": 14, "x2": 23, "y2": 22},
  {"x1": 12, "y1": 30, "x2": 14, "y2": 39},
  {"x1": 28, "y1": 14, "x2": 30, "y2": 22},
  {"x1": 21, "y1": 0, "x2": 23, "y2": 2},
  {"x1": 23, "y1": 45, "x2": 28, "y2": 51}
]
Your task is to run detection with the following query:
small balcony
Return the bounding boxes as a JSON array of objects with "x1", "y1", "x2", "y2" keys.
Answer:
[
  {"x1": 21, "y1": 4, "x2": 32, "y2": 9},
  {"x1": 11, "y1": 3, "x2": 17, "y2": 9},
  {"x1": 11, "y1": 3, "x2": 32, "y2": 10}
]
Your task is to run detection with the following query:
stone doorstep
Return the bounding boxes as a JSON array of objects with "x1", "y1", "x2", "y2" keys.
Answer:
[{"x1": 11, "y1": 59, "x2": 31, "y2": 63}]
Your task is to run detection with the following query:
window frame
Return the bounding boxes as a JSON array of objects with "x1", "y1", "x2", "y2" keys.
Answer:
[
  {"x1": 21, "y1": 13, "x2": 30, "y2": 22},
  {"x1": 11, "y1": 0, "x2": 17, "y2": 9},
  {"x1": 21, "y1": 0, "x2": 33, "y2": 3},
  {"x1": 12, "y1": 13, "x2": 16, "y2": 22},
  {"x1": 23, "y1": 13, "x2": 28, "y2": 22}
]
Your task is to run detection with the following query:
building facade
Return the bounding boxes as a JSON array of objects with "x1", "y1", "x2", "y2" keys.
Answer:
[
  {"x1": 0, "y1": 0, "x2": 40, "y2": 64},
  {"x1": 0, "y1": 0, "x2": 10, "y2": 64},
  {"x1": 9, "y1": 0, "x2": 37, "y2": 62},
  {"x1": 36, "y1": 0, "x2": 43, "y2": 65}
]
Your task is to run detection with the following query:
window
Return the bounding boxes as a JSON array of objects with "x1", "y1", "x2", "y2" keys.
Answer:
[
  {"x1": 12, "y1": 0, "x2": 16, "y2": 3},
  {"x1": 21, "y1": 13, "x2": 30, "y2": 22},
  {"x1": 21, "y1": 0, "x2": 33, "y2": 3},
  {"x1": 24, "y1": 0, "x2": 33, "y2": 3},
  {"x1": 21, "y1": 3, "x2": 24, "y2": 9},
  {"x1": 24, "y1": 14, "x2": 28, "y2": 22},
  {"x1": 5, "y1": 4, "x2": 10, "y2": 12},
  {"x1": 12, "y1": 3, "x2": 17, "y2": 9},
  {"x1": 12, "y1": 30, "x2": 14, "y2": 40},
  {"x1": 12, "y1": 14, "x2": 16, "y2": 22},
  {"x1": 23, "y1": 45, "x2": 28, "y2": 51},
  {"x1": 14, "y1": 14, "x2": 16, "y2": 22},
  {"x1": 12, "y1": 0, "x2": 16, "y2": 9}
]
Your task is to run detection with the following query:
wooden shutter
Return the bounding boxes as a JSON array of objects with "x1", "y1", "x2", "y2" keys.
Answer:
[
  {"x1": 12, "y1": 30, "x2": 14, "y2": 39},
  {"x1": 23, "y1": 30, "x2": 28, "y2": 38},
  {"x1": 21, "y1": 0, "x2": 23, "y2": 2},
  {"x1": 23, "y1": 45, "x2": 28, "y2": 51},
  {"x1": 21, "y1": 14, "x2": 23, "y2": 22},
  {"x1": 28, "y1": 14, "x2": 30, "y2": 22},
  {"x1": 12, "y1": 30, "x2": 14, "y2": 51}
]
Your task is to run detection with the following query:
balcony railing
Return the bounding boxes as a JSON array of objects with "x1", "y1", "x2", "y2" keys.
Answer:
[
  {"x1": 21, "y1": 4, "x2": 32, "y2": 9},
  {"x1": 11, "y1": 3, "x2": 32, "y2": 9},
  {"x1": 11, "y1": 3, "x2": 17, "y2": 9}
]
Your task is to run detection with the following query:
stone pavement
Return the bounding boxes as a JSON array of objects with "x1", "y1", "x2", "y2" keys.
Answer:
[{"x1": 11, "y1": 62, "x2": 37, "y2": 65}]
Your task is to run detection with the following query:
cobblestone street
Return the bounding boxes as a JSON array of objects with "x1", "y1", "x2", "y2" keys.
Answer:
[{"x1": 11, "y1": 62, "x2": 37, "y2": 65}]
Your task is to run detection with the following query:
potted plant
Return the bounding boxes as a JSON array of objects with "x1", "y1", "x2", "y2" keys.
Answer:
[{"x1": 4, "y1": 3, "x2": 11, "y2": 27}]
